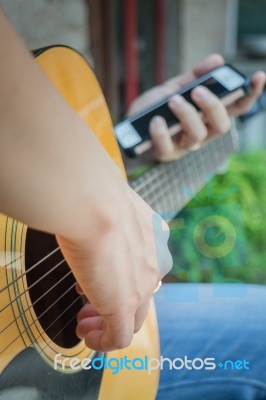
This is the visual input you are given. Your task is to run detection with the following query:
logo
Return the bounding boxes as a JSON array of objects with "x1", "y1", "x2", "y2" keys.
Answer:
[
  {"x1": 160, "y1": 181, "x2": 249, "y2": 301},
  {"x1": 53, "y1": 354, "x2": 250, "y2": 374},
  {"x1": 193, "y1": 214, "x2": 237, "y2": 259}
]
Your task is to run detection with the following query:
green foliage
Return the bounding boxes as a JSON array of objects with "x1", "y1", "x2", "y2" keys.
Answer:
[{"x1": 169, "y1": 150, "x2": 266, "y2": 284}]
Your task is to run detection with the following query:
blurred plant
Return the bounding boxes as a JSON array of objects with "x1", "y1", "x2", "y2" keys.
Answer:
[{"x1": 168, "y1": 150, "x2": 266, "y2": 284}]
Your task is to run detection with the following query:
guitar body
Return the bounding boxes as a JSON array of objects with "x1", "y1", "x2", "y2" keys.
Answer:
[{"x1": 0, "y1": 46, "x2": 160, "y2": 399}]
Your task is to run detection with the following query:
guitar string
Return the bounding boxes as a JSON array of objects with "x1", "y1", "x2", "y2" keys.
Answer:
[
  {"x1": 132, "y1": 153, "x2": 204, "y2": 204},
  {"x1": 35, "y1": 308, "x2": 99, "y2": 372},
  {"x1": 0, "y1": 292, "x2": 82, "y2": 356},
  {"x1": 23, "y1": 316, "x2": 79, "y2": 375},
  {"x1": 140, "y1": 163, "x2": 185, "y2": 213},
  {"x1": 0, "y1": 163, "x2": 168, "y2": 295},
  {"x1": 0, "y1": 130, "x2": 232, "y2": 296},
  {"x1": 137, "y1": 133, "x2": 234, "y2": 212},
  {"x1": 141, "y1": 169, "x2": 182, "y2": 213},
  {"x1": 132, "y1": 131, "x2": 232, "y2": 194},
  {"x1": 0, "y1": 246, "x2": 60, "y2": 293},
  {"x1": 0, "y1": 172, "x2": 176, "y2": 313},
  {"x1": 0, "y1": 132, "x2": 227, "y2": 295},
  {"x1": 0, "y1": 167, "x2": 170, "y2": 303},
  {"x1": 131, "y1": 146, "x2": 201, "y2": 192},
  {"x1": 0, "y1": 134, "x2": 232, "y2": 316},
  {"x1": 0, "y1": 148, "x2": 218, "y2": 313},
  {"x1": 133, "y1": 148, "x2": 217, "y2": 198},
  {"x1": 0, "y1": 134, "x2": 233, "y2": 309},
  {"x1": 0, "y1": 195, "x2": 177, "y2": 351},
  {"x1": 134, "y1": 160, "x2": 201, "y2": 215},
  {"x1": 0, "y1": 272, "x2": 75, "y2": 335},
  {"x1": 0, "y1": 135, "x2": 235, "y2": 365},
  {"x1": 131, "y1": 159, "x2": 174, "y2": 192},
  {"x1": 0, "y1": 258, "x2": 66, "y2": 314},
  {"x1": 0, "y1": 166, "x2": 173, "y2": 299},
  {"x1": 16, "y1": 312, "x2": 88, "y2": 377}
]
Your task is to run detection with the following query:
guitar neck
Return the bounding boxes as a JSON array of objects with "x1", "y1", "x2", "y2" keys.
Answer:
[{"x1": 130, "y1": 123, "x2": 239, "y2": 220}]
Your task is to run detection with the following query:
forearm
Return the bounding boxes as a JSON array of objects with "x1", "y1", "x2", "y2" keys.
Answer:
[{"x1": 0, "y1": 12, "x2": 124, "y2": 241}]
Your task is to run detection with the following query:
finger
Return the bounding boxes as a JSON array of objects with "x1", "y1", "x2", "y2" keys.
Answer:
[
  {"x1": 164, "y1": 71, "x2": 195, "y2": 93},
  {"x1": 193, "y1": 53, "x2": 224, "y2": 77},
  {"x1": 77, "y1": 303, "x2": 99, "y2": 322},
  {"x1": 83, "y1": 311, "x2": 135, "y2": 352},
  {"x1": 134, "y1": 300, "x2": 150, "y2": 333},
  {"x1": 76, "y1": 315, "x2": 104, "y2": 339},
  {"x1": 191, "y1": 85, "x2": 231, "y2": 135},
  {"x1": 150, "y1": 116, "x2": 175, "y2": 160},
  {"x1": 168, "y1": 95, "x2": 208, "y2": 147},
  {"x1": 163, "y1": 54, "x2": 224, "y2": 94},
  {"x1": 76, "y1": 283, "x2": 84, "y2": 295},
  {"x1": 227, "y1": 71, "x2": 266, "y2": 116}
]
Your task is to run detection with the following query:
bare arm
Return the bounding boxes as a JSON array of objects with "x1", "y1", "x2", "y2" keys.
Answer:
[
  {"x1": 0, "y1": 11, "x2": 122, "y2": 241},
  {"x1": 0, "y1": 12, "x2": 172, "y2": 352}
]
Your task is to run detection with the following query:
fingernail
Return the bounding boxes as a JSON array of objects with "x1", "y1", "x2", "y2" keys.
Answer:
[
  {"x1": 169, "y1": 94, "x2": 184, "y2": 108},
  {"x1": 192, "y1": 85, "x2": 209, "y2": 101},
  {"x1": 151, "y1": 116, "x2": 164, "y2": 129}
]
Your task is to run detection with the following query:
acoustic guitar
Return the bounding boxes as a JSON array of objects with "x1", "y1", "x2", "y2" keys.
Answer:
[{"x1": 0, "y1": 45, "x2": 240, "y2": 399}]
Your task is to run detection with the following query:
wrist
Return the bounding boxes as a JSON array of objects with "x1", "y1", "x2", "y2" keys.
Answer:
[{"x1": 59, "y1": 169, "x2": 130, "y2": 246}]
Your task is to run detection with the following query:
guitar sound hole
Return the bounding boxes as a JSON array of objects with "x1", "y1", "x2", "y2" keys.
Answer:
[{"x1": 25, "y1": 228, "x2": 83, "y2": 348}]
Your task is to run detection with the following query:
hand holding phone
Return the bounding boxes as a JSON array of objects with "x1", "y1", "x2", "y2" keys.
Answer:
[{"x1": 115, "y1": 65, "x2": 251, "y2": 158}]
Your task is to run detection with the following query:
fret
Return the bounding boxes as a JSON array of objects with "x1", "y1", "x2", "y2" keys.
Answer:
[
  {"x1": 173, "y1": 159, "x2": 187, "y2": 207},
  {"x1": 153, "y1": 168, "x2": 163, "y2": 211},
  {"x1": 156, "y1": 165, "x2": 169, "y2": 212},
  {"x1": 166, "y1": 163, "x2": 179, "y2": 214},
  {"x1": 130, "y1": 124, "x2": 239, "y2": 221},
  {"x1": 153, "y1": 166, "x2": 175, "y2": 216},
  {"x1": 145, "y1": 164, "x2": 175, "y2": 214}
]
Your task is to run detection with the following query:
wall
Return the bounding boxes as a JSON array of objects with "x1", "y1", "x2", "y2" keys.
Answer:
[
  {"x1": 0, "y1": 0, "x2": 90, "y2": 58},
  {"x1": 175, "y1": 0, "x2": 238, "y2": 72}
]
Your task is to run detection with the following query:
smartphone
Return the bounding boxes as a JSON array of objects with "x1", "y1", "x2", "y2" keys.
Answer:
[{"x1": 115, "y1": 64, "x2": 251, "y2": 158}]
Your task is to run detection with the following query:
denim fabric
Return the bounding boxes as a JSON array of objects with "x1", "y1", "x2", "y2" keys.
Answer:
[{"x1": 155, "y1": 284, "x2": 266, "y2": 400}]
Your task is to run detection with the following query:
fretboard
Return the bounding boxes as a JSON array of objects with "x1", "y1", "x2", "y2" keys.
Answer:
[{"x1": 130, "y1": 122, "x2": 239, "y2": 220}]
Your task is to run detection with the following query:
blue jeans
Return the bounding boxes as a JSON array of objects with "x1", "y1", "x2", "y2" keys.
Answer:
[{"x1": 155, "y1": 284, "x2": 266, "y2": 400}]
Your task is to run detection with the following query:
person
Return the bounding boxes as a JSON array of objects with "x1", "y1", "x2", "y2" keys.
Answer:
[
  {"x1": 0, "y1": 9, "x2": 266, "y2": 400},
  {"x1": 79, "y1": 53, "x2": 266, "y2": 400},
  {"x1": 124, "y1": 53, "x2": 266, "y2": 400}
]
